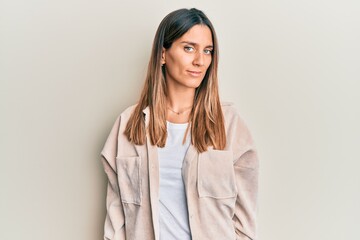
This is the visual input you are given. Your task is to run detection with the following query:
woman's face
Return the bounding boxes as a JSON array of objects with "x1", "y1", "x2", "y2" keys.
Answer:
[{"x1": 162, "y1": 24, "x2": 213, "y2": 90}]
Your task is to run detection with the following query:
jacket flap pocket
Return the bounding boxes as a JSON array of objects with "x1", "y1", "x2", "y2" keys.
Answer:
[
  {"x1": 198, "y1": 150, "x2": 237, "y2": 199},
  {"x1": 116, "y1": 156, "x2": 142, "y2": 205}
]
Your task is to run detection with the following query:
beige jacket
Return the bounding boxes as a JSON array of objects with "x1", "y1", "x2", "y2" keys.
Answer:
[{"x1": 101, "y1": 103, "x2": 259, "y2": 240}]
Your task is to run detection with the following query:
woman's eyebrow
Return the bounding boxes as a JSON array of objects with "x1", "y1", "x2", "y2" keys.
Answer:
[{"x1": 180, "y1": 41, "x2": 213, "y2": 48}]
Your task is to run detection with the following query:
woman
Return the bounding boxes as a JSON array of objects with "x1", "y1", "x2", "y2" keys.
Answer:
[{"x1": 101, "y1": 8, "x2": 259, "y2": 240}]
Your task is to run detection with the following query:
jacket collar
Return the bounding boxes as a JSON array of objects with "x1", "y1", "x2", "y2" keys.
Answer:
[{"x1": 142, "y1": 106, "x2": 150, "y2": 126}]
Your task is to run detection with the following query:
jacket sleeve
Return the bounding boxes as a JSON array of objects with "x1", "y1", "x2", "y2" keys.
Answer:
[
  {"x1": 231, "y1": 114, "x2": 259, "y2": 240},
  {"x1": 233, "y1": 148, "x2": 259, "y2": 240},
  {"x1": 101, "y1": 116, "x2": 126, "y2": 240}
]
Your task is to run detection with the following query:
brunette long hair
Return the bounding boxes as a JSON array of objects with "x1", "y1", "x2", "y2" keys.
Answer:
[{"x1": 124, "y1": 8, "x2": 226, "y2": 152}]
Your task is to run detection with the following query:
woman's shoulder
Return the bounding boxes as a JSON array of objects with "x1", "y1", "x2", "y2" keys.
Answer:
[
  {"x1": 220, "y1": 101, "x2": 252, "y2": 135},
  {"x1": 119, "y1": 103, "x2": 138, "y2": 117},
  {"x1": 101, "y1": 104, "x2": 138, "y2": 158},
  {"x1": 220, "y1": 102, "x2": 257, "y2": 163},
  {"x1": 105, "y1": 104, "x2": 138, "y2": 132},
  {"x1": 221, "y1": 102, "x2": 241, "y2": 121},
  {"x1": 113, "y1": 103, "x2": 142, "y2": 125}
]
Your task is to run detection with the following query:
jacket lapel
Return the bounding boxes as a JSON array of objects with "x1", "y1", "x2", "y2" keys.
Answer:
[
  {"x1": 142, "y1": 107, "x2": 198, "y2": 240},
  {"x1": 143, "y1": 107, "x2": 160, "y2": 240}
]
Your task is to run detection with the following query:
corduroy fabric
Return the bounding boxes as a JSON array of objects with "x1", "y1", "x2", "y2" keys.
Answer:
[{"x1": 101, "y1": 102, "x2": 259, "y2": 240}]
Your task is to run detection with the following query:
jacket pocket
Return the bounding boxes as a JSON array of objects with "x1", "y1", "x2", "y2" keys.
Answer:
[
  {"x1": 116, "y1": 156, "x2": 142, "y2": 205},
  {"x1": 198, "y1": 150, "x2": 237, "y2": 199}
]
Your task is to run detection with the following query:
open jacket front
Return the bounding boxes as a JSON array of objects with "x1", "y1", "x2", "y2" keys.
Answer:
[{"x1": 101, "y1": 103, "x2": 259, "y2": 240}]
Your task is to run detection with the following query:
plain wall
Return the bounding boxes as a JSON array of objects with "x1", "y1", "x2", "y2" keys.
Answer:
[{"x1": 1, "y1": 0, "x2": 359, "y2": 239}]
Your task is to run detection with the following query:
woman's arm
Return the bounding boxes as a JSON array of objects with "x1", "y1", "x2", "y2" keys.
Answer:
[
  {"x1": 228, "y1": 109, "x2": 259, "y2": 240},
  {"x1": 233, "y1": 148, "x2": 259, "y2": 240},
  {"x1": 101, "y1": 116, "x2": 126, "y2": 240}
]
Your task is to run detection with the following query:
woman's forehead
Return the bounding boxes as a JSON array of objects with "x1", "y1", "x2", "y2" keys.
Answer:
[{"x1": 175, "y1": 25, "x2": 213, "y2": 46}]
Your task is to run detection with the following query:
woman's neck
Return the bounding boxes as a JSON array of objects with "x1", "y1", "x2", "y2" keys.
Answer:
[
  {"x1": 166, "y1": 85, "x2": 195, "y2": 110},
  {"x1": 166, "y1": 85, "x2": 195, "y2": 123}
]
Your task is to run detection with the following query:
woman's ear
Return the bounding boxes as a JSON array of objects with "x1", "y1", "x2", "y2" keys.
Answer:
[{"x1": 161, "y1": 47, "x2": 166, "y2": 65}]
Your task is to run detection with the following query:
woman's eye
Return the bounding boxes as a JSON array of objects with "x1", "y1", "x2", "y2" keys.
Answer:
[
  {"x1": 184, "y1": 46, "x2": 194, "y2": 52},
  {"x1": 204, "y1": 49, "x2": 213, "y2": 55}
]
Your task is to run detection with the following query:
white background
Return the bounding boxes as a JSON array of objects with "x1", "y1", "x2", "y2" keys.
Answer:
[{"x1": 1, "y1": 0, "x2": 359, "y2": 239}]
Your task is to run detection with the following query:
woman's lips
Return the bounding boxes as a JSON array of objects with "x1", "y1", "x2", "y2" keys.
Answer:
[{"x1": 187, "y1": 70, "x2": 202, "y2": 77}]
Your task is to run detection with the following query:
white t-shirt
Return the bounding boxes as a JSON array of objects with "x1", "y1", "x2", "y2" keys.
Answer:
[{"x1": 158, "y1": 121, "x2": 192, "y2": 240}]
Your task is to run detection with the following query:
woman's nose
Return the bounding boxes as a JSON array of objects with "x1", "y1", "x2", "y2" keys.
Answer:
[{"x1": 193, "y1": 52, "x2": 204, "y2": 66}]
